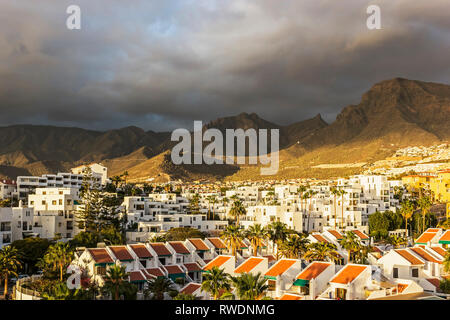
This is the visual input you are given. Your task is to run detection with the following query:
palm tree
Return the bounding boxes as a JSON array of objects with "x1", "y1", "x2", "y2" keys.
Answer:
[
  {"x1": 102, "y1": 263, "x2": 129, "y2": 300},
  {"x1": 303, "y1": 242, "x2": 340, "y2": 263},
  {"x1": 201, "y1": 266, "x2": 231, "y2": 300},
  {"x1": 222, "y1": 225, "x2": 244, "y2": 258},
  {"x1": 443, "y1": 249, "x2": 450, "y2": 274},
  {"x1": 339, "y1": 231, "x2": 360, "y2": 263},
  {"x1": 339, "y1": 188, "x2": 347, "y2": 230},
  {"x1": 245, "y1": 224, "x2": 268, "y2": 256},
  {"x1": 267, "y1": 222, "x2": 291, "y2": 260},
  {"x1": 297, "y1": 185, "x2": 308, "y2": 212},
  {"x1": 229, "y1": 272, "x2": 268, "y2": 300},
  {"x1": 121, "y1": 171, "x2": 129, "y2": 185},
  {"x1": 400, "y1": 200, "x2": 415, "y2": 238},
  {"x1": 417, "y1": 196, "x2": 432, "y2": 234},
  {"x1": 386, "y1": 235, "x2": 407, "y2": 248},
  {"x1": 174, "y1": 293, "x2": 198, "y2": 300},
  {"x1": 42, "y1": 242, "x2": 74, "y2": 282},
  {"x1": 330, "y1": 187, "x2": 340, "y2": 229},
  {"x1": 228, "y1": 200, "x2": 246, "y2": 225},
  {"x1": 145, "y1": 276, "x2": 176, "y2": 300},
  {"x1": 0, "y1": 246, "x2": 21, "y2": 296},
  {"x1": 279, "y1": 234, "x2": 310, "y2": 259}
]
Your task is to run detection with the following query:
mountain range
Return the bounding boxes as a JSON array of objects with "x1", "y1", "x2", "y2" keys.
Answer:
[{"x1": 0, "y1": 78, "x2": 449, "y2": 182}]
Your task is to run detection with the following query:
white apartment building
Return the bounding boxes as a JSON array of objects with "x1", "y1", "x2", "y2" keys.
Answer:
[
  {"x1": 0, "y1": 179, "x2": 16, "y2": 200},
  {"x1": 0, "y1": 203, "x2": 35, "y2": 248},
  {"x1": 71, "y1": 163, "x2": 108, "y2": 185},
  {"x1": 28, "y1": 188, "x2": 80, "y2": 239},
  {"x1": 16, "y1": 172, "x2": 102, "y2": 199}
]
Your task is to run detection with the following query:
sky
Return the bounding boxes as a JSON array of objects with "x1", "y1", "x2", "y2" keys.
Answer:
[{"x1": 0, "y1": 0, "x2": 449, "y2": 132}]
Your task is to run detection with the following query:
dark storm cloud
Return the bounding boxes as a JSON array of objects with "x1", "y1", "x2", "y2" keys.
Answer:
[{"x1": 0, "y1": 0, "x2": 449, "y2": 131}]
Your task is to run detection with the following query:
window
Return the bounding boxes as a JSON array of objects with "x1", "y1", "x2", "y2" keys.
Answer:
[
  {"x1": 52, "y1": 200, "x2": 57, "y2": 205},
  {"x1": 42, "y1": 200, "x2": 46, "y2": 205},
  {"x1": 59, "y1": 199, "x2": 63, "y2": 205},
  {"x1": 412, "y1": 268, "x2": 419, "y2": 278},
  {"x1": 393, "y1": 268, "x2": 398, "y2": 278}
]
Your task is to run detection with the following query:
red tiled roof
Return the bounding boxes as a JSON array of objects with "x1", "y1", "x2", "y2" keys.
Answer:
[
  {"x1": 203, "y1": 256, "x2": 233, "y2": 271},
  {"x1": 328, "y1": 230, "x2": 343, "y2": 240},
  {"x1": 188, "y1": 238, "x2": 210, "y2": 251},
  {"x1": 352, "y1": 230, "x2": 369, "y2": 240},
  {"x1": 265, "y1": 259, "x2": 297, "y2": 277},
  {"x1": 169, "y1": 241, "x2": 190, "y2": 254},
  {"x1": 180, "y1": 283, "x2": 201, "y2": 295},
  {"x1": 235, "y1": 257, "x2": 265, "y2": 274},
  {"x1": 397, "y1": 283, "x2": 408, "y2": 293},
  {"x1": 129, "y1": 244, "x2": 153, "y2": 259},
  {"x1": 88, "y1": 248, "x2": 114, "y2": 264},
  {"x1": 129, "y1": 270, "x2": 146, "y2": 282},
  {"x1": 296, "y1": 262, "x2": 332, "y2": 281},
  {"x1": 330, "y1": 265, "x2": 367, "y2": 284},
  {"x1": 145, "y1": 268, "x2": 165, "y2": 278},
  {"x1": 109, "y1": 246, "x2": 134, "y2": 261},
  {"x1": 280, "y1": 294, "x2": 302, "y2": 300},
  {"x1": 312, "y1": 234, "x2": 329, "y2": 243},
  {"x1": 184, "y1": 263, "x2": 202, "y2": 272},
  {"x1": 430, "y1": 246, "x2": 447, "y2": 257},
  {"x1": 395, "y1": 249, "x2": 424, "y2": 265},
  {"x1": 164, "y1": 265, "x2": 184, "y2": 275},
  {"x1": 426, "y1": 278, "x2": 440, "y2": 290},
  {"x1": 149, "y1": 243, "x2": 172, "y2": 256},
  {"x1": 207, "y1": 238, "x2": 226, "y2": 249},
  {"x1": 415, "y1": 232, "x2": 437, "y2": 244},
  {"x1": 410, "y1": 247, "x2": 441, "y2": 264},
  {"x1": 425, "y1": 228, "x2": 441, "y2": 233},
  {"x1": 439, "y1": 230, "x2": 450, "y2": 242}
]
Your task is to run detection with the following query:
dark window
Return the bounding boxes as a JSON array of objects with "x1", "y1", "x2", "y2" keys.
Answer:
[
  {"x1": 393, "y1": 268, "x2": 398, "y2": 278},
  {"x1": 412, "y1": 268, "x2": 419, "y2": 278}
]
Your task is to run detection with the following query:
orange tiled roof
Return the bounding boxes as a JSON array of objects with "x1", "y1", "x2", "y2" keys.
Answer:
[
  {"x1": 352, "y1": 230, "x2": 369, "y2": 240},
  {"x1": 410, "y1": 247, "x2": 441, "y2": 264},
  {"x1": 188, "y1": 238, "x2": 210, "y2": 251},
  {"x1": 330, "y1": 265, "x2": 367, "y2": 284},
  {"x1": 328, "y1": 230, "x2": 343, "y2": 240},
  {"x1": 109, "y1": 246, "x2": 134, "y2": 261},
  {"x1": 397, "y1": 283, "x2": 408, "y2": 293},
  {"x1": 430, "y1": 246, "x2": 447, "y2": 257},
  {"x1": 415, "y1": 232, "x2": 437, "y2": 244},
  {"x1": 129, "y1": 244, "x2": 153, "y2": 258},
  {"x1": 439, "y1": 230, "x2": 450, "y2": 242},
  {"x1": 169, "y1": 241, "x2": 191, "y2": 254},
  {"x1": 203, "y1": 256, "x2": 233, "y2": 271},
  {"x1": 180, "y1": 283, "x2": 201, "y2": 295},
  {"x1": 184, "y1": 262, "x2": 202, "y2": 272},
  {"x1": 235, "y1": 257, "x2": 265, "y2": 274},
  {"x1": 149, "y1": 243, "x2": 172, "y2": 256},
  {"x1": 88, "y1": 248, "x2": 114, "y2": 264},
  {"x1": 145, "y1": 268, "x2": 165, "y2": 278},
  {"x1": 296, "y1": 262, "x2": 332, "y2": 281},
  {"x1": 164, "y1": 265, "x2": 184, "y2": 275},
  {"x1": 395, "y1": 249, "x2": 424, "y2": 265},
  {"x1": 129, "y1": 270, "x2": 146, "y2": 282},
  {"x1": 312, "y1": 234, "x2": 328, "y2": 243},
  {"x1": 426, "y1": 278, "x2": 440, "y2": 290},
  {"x1": 208, "y1": 238, "x2": 227, "y2": 249},
  {"x1": 425, "y1": 228, "x2": 441, "y2": 233},
  {"x1": 265, "y1": 259, "x2": 297, "y2": 278},
  {"x1": 280, "y1": 294, "x2": 302, "y2": 300}
]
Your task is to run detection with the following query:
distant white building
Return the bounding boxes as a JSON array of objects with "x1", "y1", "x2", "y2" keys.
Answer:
[
  {"x1": 71, "y1": 163, "x2": 108, "y2": 185},
  {"x1": 0, "y1": 179, "x2": 16, "y2": 200}
]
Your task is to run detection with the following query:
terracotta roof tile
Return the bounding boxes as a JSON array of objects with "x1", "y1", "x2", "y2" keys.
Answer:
[
  {"x1": 312, "y1": 234, "x2": 329, "y2": 243},
  {"x1": 88, "y1": 248, "x2": 114, "y2": 264},
  {"x1": 235, "y1": 257, "x2": 265, "y2": 274},
  {"x1": 180, "y1": 283, "x2": 201, "y2": 295},
  {"x1": 430, "y1": 246, "x2": 447, "y2": 257},
  {"x1": 164, "y1": 265, "x2": 184, "y2": 275},
  {"x1": 425, "y1": 228, "x2": 441, "y2": 233},
  {"x1": 108, "y1": 246, "x2": 134, "y2": 261},
  {"x1": 352, "y1": 230, "x2": 369, "y2": 240},
  {"x1": 203, "y1": 256, "x2": 233, "y2": 271},
  {"x1": 129, "y1": 244, "x2": 153, "y2": 259},
  {"x1": 328, "y1": 230, "x2": 343, "y2": 240},
  {"x1": 145, "y1": 268, "x2": 165, "y2": 278},
  {"x1": 184, "y1": 263, "x2": 202, "y2": 272},
  {"x1": 149, "y1": 243, "x2": 172, "y2": 256},
  {"x1": 439, "y1": 230, "x2": 450, "y2": 242},
  {"x1": 426, "y1": 278, "x2": 440, "y2": 289},
  {"x1": 415, "y1": 232, "x2": 437, "y2": 244},
  {"x1": 207, "y1": 238, "x2": 226, "y2": 249},
  {"x1": 129, "y1": 270, "x2": 146, "y2": 282},
  {"x1": 265, "y1": 259, "x2": 297, "y2": 277},
  {"x1": 188, "y1": 238, "x2": 210, "y2": 251},
  {"x1": 330, "y1": 265, "x2": 367, "y2": 284},
  {"x1": 280, "y1": 294, "x2": 302, "y2": 300},
  {"x1": 296, "y1": 262, "x2": 332, "y2": 280},
  {"x1": 395, "y1": 249, "x2": 424, "y2": 265},
  {"x1": 410, "y1": 247, "x2": 441, "y2": 264},
  {"x1": 169, "y1": 241, "x2": 190, "y2": 254}
]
